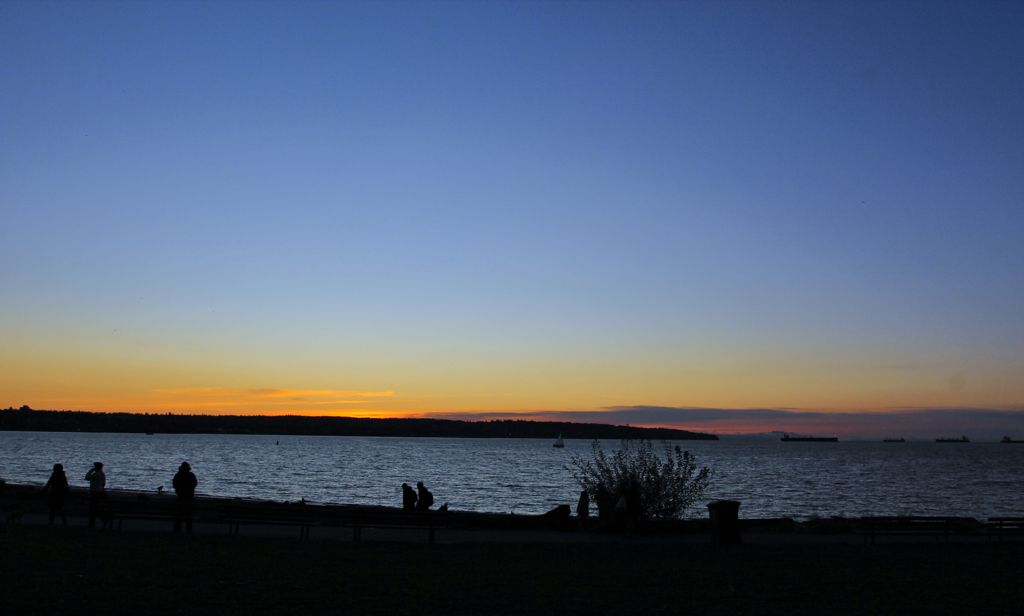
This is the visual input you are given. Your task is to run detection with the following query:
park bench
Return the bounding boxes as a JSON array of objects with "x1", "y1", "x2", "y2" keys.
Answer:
[
  {"x1": 986, "y1": 518, "x2": 1024, "y2": 541},
  {"x1": 854, "y1": 516, "x2": 978, "y2": 544},
  {"x1": 349, "y1": 510, "x2": 446, "y2": 544},
  {"x1": 105, "y1": 499, "x2": 184, "y2": 531},
  {"x1": 320, "y1": 508, "x2": 447, "y2": 544},
  {"x1": 217, "y1": 503, "x2": 317, "y2": 538}
]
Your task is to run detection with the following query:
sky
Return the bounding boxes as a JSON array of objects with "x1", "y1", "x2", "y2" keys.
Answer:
[{"x1": 2, "y1": 1, "x2": 1023, "y2": 439}]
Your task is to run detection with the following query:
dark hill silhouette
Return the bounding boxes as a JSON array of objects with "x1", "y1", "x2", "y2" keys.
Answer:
[{"x1": 1, "y1": 406, "x2": 717, "y2": 440}]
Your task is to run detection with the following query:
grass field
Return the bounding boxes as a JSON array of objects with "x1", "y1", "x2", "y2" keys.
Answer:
[{"x1": 3, "y1": 525, "x2": 1022, "y2": 615}]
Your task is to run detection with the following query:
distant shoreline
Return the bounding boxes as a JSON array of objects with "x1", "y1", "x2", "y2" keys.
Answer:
[{"x1": 0, "y1": 407, "x2": 718, "y2": 440}]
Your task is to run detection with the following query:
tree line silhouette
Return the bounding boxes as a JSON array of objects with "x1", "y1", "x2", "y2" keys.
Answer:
[{"x1": 1, "y1": 406, "x2": 717, "y2": 440}]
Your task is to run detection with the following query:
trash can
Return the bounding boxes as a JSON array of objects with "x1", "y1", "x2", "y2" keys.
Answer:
[{"x1": 707, "y1": 500, "x2": 741, "y2": 544}]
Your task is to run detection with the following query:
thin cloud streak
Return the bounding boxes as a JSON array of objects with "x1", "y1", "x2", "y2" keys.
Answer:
[{"x1": 153, "y1": 388, "x2": 394, "y2": 399}]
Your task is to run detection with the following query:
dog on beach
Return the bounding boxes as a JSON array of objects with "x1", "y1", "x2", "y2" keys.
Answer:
[{"x1": 6, "y1": 509, "x2": 23, "y2": 523}]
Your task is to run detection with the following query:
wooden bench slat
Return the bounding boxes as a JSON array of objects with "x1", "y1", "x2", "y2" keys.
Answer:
[
  {"x1": 854, "y1": 516, "x2": 975, "y2": 545},
  {"x1": 986, "y1": 517, "x2": 1024, "y2": 541},
  {"x1": 319, "y1": 511, "x2": 447, "y2": 544},
  {"x1": 217, "y1": 504, "x2": 318, "y2": 538},
  {"x1": 104, "y1": 501, "x2": 186, "y2": 531}
]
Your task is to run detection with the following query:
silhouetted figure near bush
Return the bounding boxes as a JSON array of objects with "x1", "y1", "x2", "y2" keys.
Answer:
[
  {"x1": 41, "y1": 463, "x2": 69, "y2": 526},
  {"x1": 416, "y1": 481, "x2": 433, "y2": 512},
  {"x1": 402, "y1": 483, "x2": 417, "y2": 512},
  {"x1": 595, "y1": 482, "x2": 611, "y2": 529},
  {"x1": 576, "y1": 489, "x2": 589, "y2": 531},
  {"x1": 85, "y1": 462, "x2": 107, "y2": 528},
  {"x1": 172, "y1": 461, "x2": 197, "y2": 533},
  {"x1": 623, "y1": 480, "x2": 641, "y2": 538}
]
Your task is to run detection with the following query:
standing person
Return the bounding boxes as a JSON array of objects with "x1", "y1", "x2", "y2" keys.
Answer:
[
  {"x1": 623, "y1": 480, "x2": 641, "y2": 538},
  {"x1": 576, "y1": 489, "x2": 590, "y2": 531},
  {"x1": 172, "y1": 461, "x2": 197, "y2": 533},
  {"x1": 84, "y1": 462, "x2": 106, "y2": 528},
  {"x1": 595, "y1": 482, "x2": 610, "y2": 529},
  {"x1": 416, "y1": 481, "x2": 433, "y2": 512},
  {"x1": 41, "y1": 463, "x2": 70, "y2": 526},
  {"x1": 402, "y1": 483, "x2": 417, "y2": 512}
]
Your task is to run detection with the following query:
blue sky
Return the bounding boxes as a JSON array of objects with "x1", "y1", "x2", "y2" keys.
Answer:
[{"x1": 2, "y1": 1, "x2": 1022, "y2": 437}]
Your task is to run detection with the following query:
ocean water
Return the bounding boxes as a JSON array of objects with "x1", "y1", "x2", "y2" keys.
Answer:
[{"x1": 2, "y1": 431, "x2": 1022, "y2": 519}]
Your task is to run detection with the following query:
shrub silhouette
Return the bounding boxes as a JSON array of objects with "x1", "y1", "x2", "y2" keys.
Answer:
[{"x1": 568, "y1": 439, "x2": 712, "y2": 520}]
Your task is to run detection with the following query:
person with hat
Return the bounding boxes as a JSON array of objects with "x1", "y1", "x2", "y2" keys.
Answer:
[
  {"x1": 84, "y1": 462, "x2": 107, "y2": 528},
  {"x1": 172, "y1": 461, "x2": 198, "y2": 533}
]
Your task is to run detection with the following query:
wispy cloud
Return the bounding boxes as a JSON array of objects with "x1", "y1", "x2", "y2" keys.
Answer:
[{"x1": 153, "y1": 388, "x2": 394, "y2": 399}]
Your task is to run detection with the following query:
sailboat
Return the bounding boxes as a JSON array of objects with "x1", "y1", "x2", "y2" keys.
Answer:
[{"x1": 553, "y1": 433, "x2": 565, "y2": 448}]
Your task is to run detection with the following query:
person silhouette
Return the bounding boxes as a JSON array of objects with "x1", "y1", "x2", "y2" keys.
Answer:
[
  {"x1": 595, "y1": 482, "x2": 611, "y2": 529},
  {"x1": 402, "y1": 483, "x2": 417, "y2": 512},
  {"x1": 576, "y1": 489, "x2": 590, "y2": 531},
  {"x1": 84, "y1": 462, "x2": 107, "y2": 528},
  {"x1": 416, "y1": 481, "x2": 433, "y2": 512},
  {"x1": 623, "y1": 480, "x2": 640, "y2": 538},
  {"x1": 172, "y1": 462, "x2": 197, "y2": 533},
  {"x1": 41, "y1": 463, "x2": 70, "y2": 526}
]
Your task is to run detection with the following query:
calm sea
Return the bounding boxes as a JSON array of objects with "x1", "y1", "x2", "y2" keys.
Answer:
[{"x1": 3, "y1": 432, "x2": 1022, "y2": 520}]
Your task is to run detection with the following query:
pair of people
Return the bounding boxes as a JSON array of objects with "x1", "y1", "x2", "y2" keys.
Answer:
[
  {"x1": 401, "y1": 481, "x2": 434, "y2": 512},
  {"x1": 582, "y1": 482, "x2": 639, "y2": 536}
]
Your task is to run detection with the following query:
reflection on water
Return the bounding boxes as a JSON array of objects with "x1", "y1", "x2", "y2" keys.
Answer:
[{"x1": 2, "y1": 432, "x2": 1022, "y2": 519}]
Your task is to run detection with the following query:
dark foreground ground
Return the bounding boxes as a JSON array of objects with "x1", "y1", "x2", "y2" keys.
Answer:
[{"x1": 3, "y1": 523, "x2": 1022, "y2": 616}]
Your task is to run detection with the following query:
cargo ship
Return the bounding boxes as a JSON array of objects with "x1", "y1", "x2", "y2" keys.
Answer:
[
  {"x1": 935, "y1": 436, "x2": 969, "y2": 443},
  {"x1": 883, "y1": 438, "x2": 905, "y2": 442},
  {"x1": 781, "y1": 433, "x2": 838, "y2": 442},
  {"x1": 1001, "y1": 436, "x2": 1024, "y2": 443}
]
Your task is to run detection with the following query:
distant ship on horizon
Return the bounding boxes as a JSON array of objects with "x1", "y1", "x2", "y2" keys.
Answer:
[
  {"x1": 781, "y1": 433, "x2": 838, "y2": 442},
  {"x1": 936, "y1": 435, "x2": 970, "y2": 443},
  {"x1": 883, "y1": 437, "x2": 905, "y2": 442},
  {"x1": 1001, "y1": 436, "x2": 1024, "y2": 443}
]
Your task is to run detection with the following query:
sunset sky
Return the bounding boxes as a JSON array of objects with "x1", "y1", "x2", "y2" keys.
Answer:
[{"x1": 2, "y1": 1, "x2": 1022, "y2": 438}]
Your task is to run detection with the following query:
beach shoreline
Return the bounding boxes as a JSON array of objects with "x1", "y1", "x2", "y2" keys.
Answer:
[{"x1": 0, "y1": 482, "x2": 1004, "y2": 544}]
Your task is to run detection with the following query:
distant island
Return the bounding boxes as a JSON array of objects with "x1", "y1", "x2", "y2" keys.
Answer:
[{"x1": 0, "y1": 406, "x2": 718, "y2": 440}]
